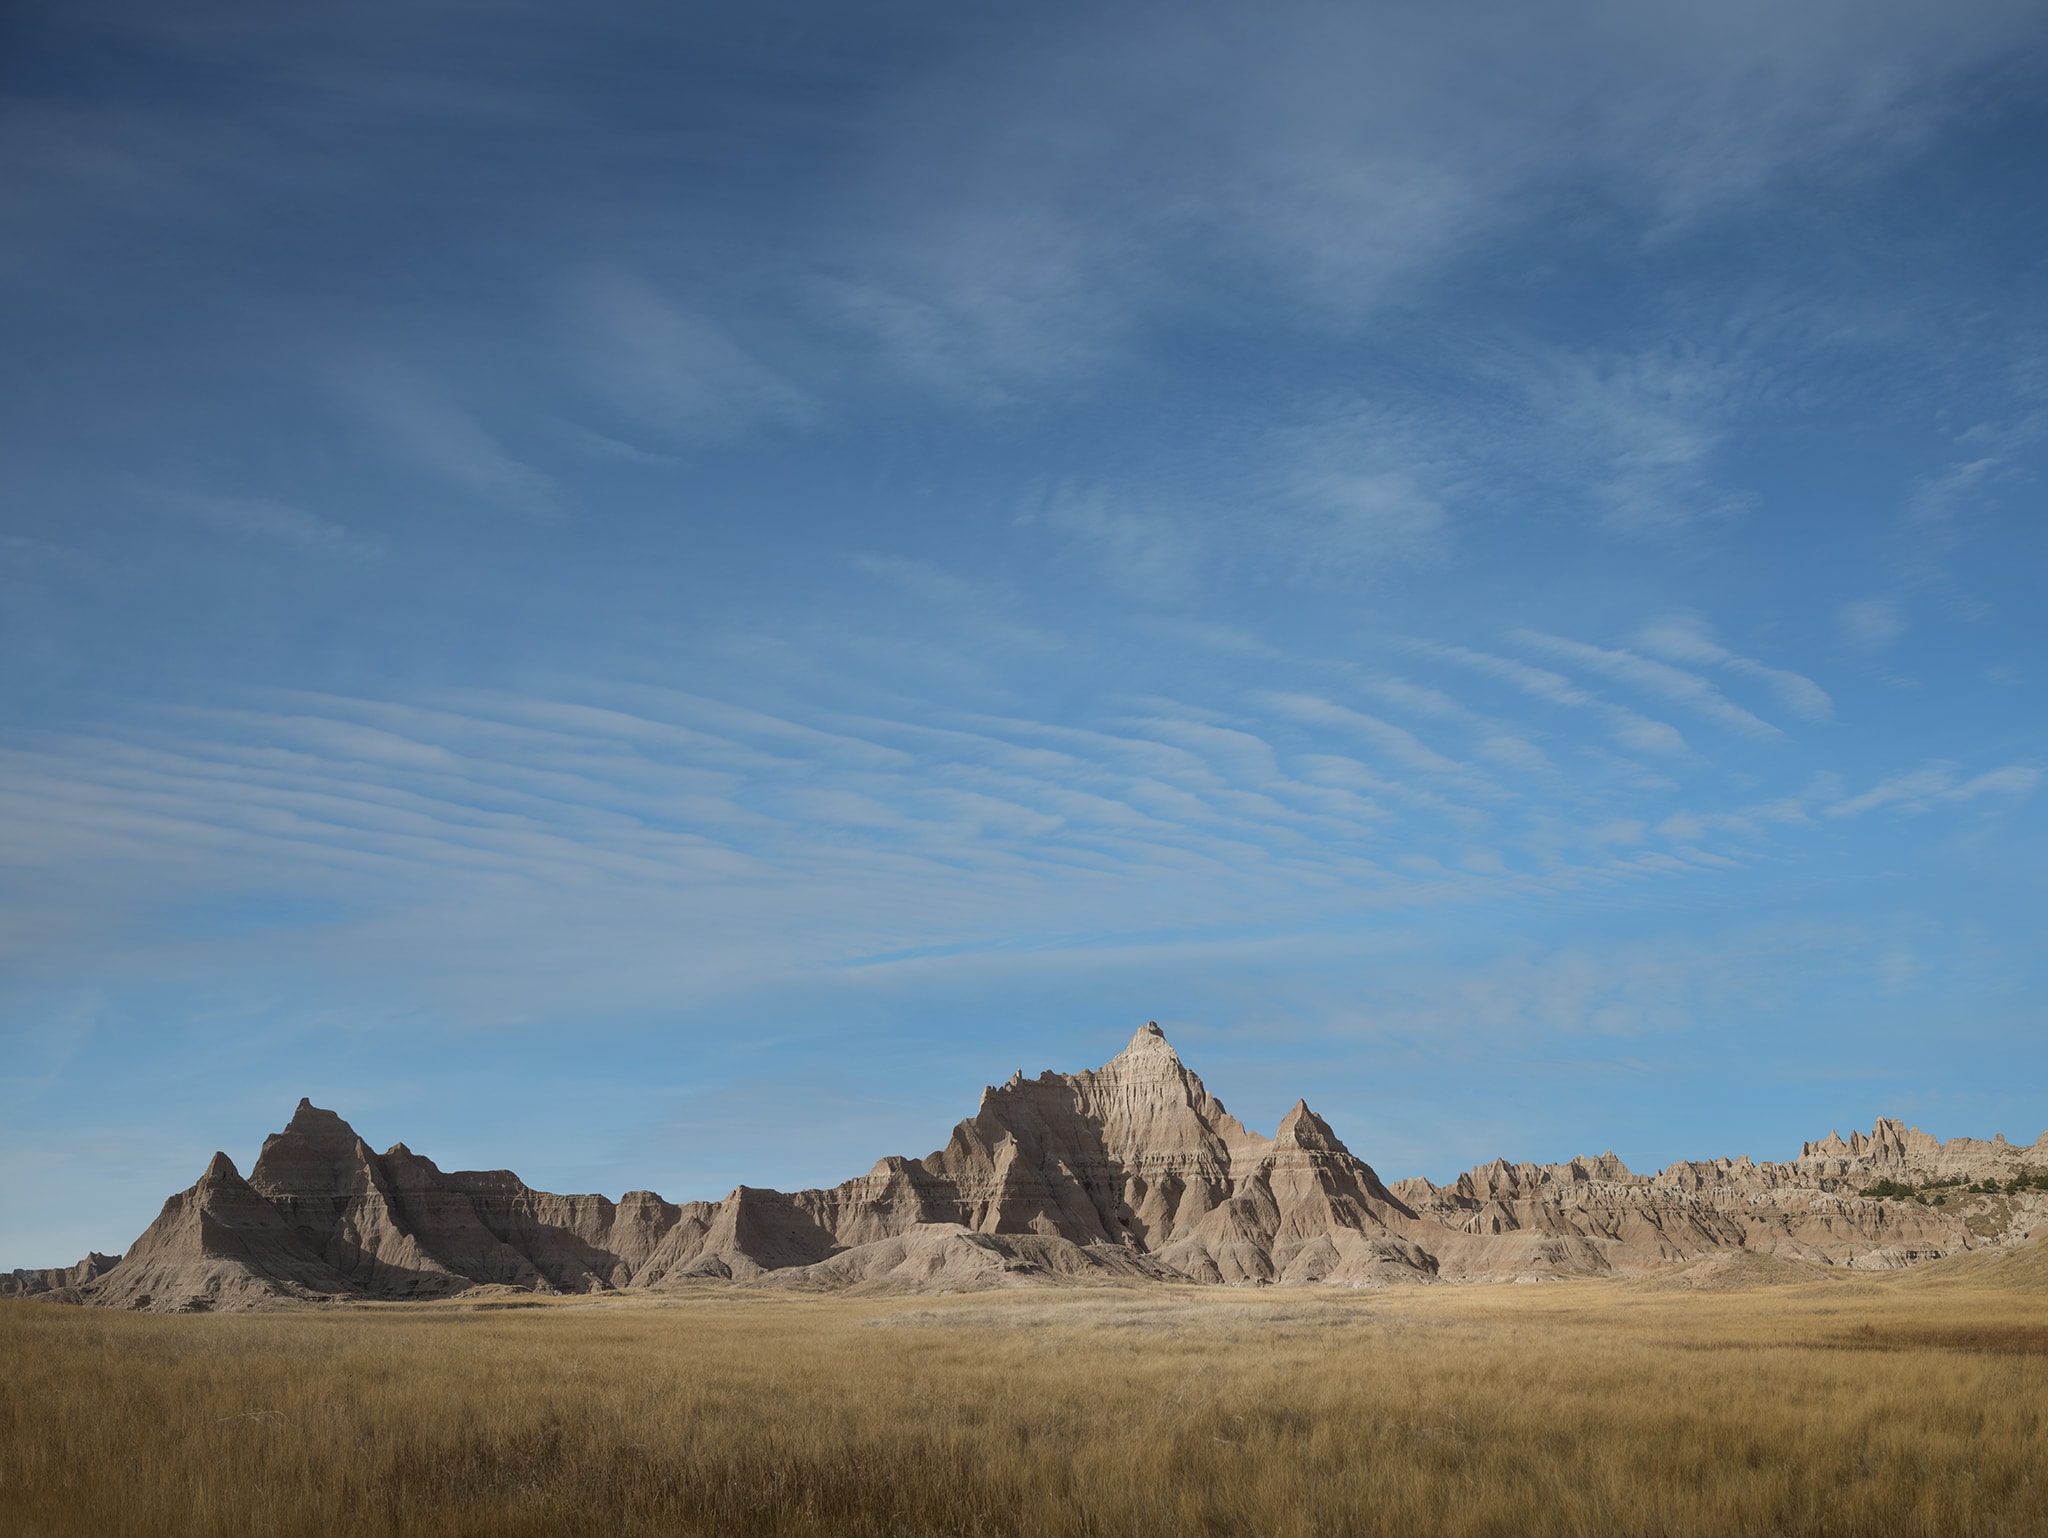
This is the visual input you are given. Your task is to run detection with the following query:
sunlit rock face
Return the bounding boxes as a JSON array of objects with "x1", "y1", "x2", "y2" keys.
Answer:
[
  {"x1": 914, "y1": 1022, "x2": 1286, "y2": 1247},
  {"x1": 37, "y1": 1026, "x2": 2048, "y2": 1309}
]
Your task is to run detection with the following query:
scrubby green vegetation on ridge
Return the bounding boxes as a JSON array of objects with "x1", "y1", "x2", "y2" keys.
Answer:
[{"x1": 1857, "y1": 1170, "x2": 2048, "y2": 1202}]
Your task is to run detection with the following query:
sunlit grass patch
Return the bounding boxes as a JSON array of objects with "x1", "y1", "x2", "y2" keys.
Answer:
[{"x1": 3, "y1": 1262, "x2": 2044, "y2": 1537}]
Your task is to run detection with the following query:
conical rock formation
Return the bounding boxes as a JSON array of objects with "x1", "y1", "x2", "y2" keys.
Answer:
[{"x1": 80, "y1": 1153, "x2": 357, "y2": 1312}]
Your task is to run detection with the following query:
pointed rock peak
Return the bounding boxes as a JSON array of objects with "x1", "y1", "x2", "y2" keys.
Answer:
[
  {"x1": 1276, "y1": 1100, "x2": 1348, "y2": 1153},
  {"x1": 980, "y1": 1071, "x2": 1025, "y2": 1110},
  {"x1": 283, "y1": 1098, "x2": 364, "y2": 1145},
  {"x1": 201, "y1": 1151, "x2": 241, "y2": 1183},
  {"x1": 1114, "y1": 1021, "x2": 1179, "y2": 1062},
  {"x1": 252, "y1": 1099, "x2": 381, "y2": 1193}
]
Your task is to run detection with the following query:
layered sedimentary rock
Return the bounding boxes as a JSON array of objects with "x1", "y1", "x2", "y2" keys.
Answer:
[
  {"x1": 82, "y1": 1153, "x2": 361, "y2": 1312},
  {"x1": 1389, "y1": 1135, "x2": 1997, "y2": 1282},
  {"x1": 1, "y1": 1251, "x2": 120, "y2": 1302},
  {"x1": 18, "y1": 1024, "x2": 2048, "y2": 1310}
]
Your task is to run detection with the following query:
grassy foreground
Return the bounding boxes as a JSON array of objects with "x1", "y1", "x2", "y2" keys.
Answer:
[{"x1": 3, "y1": 1256, "x2": 2045, "y2": 1538}]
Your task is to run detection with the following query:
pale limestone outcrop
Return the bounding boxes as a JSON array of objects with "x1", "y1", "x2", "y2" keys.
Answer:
[{"x1": 23, "y1": 1024, "x2": 2047, "y2": 1309}]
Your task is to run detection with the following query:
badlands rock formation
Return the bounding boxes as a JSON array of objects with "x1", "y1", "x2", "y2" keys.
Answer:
[
  {"x1": 0, "y1": 1251, "x2": 119, "y2": 1303},
  {"x1": 16, "y1": 1024, "x2": 2048, "y2": 1310}
]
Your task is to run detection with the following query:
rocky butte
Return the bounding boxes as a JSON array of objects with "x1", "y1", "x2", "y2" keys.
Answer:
[{"x1": 8, "y1": 1024, "x2": 2046, "y2": 1311}]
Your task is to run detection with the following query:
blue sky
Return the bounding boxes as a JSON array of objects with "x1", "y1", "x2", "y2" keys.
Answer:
[{"x1": 4, "y1": 1, "x2": 2046, "y2": 1265}]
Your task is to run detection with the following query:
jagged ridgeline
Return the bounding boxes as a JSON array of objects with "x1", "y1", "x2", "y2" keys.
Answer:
[{"x1": 9, "y1": 1024, "x2": 2046, "y2": 1311}]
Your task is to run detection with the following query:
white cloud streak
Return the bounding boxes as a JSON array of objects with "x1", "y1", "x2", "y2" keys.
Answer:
[
  {"x1": 1826, "y1": 763, "x2": 2039, "y2": 818},
  {"x1": 1636, "y1": 616, "x2": 1833, "y2": 720},
  {"x1": 1405, "y1": 639, "x2": 1693, "y2": 758},
  {"x1": 823, "y1": 1, "x2": 2045, "y2": 394},
  {"x1": 0, "y1": 614, "x2": 2018, "y2": 1029},
  {"x1": 1513, "y1": 629, "x2": 1784, "y2": 740}
]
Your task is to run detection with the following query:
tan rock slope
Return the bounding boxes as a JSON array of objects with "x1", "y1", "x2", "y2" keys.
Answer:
[
  {"x1": 18, "y1": 1024, "x2": 2048, "y2": 1309},
  {"x1": 0, "y1": 1250, "x2": 119, "y2": 1303}
]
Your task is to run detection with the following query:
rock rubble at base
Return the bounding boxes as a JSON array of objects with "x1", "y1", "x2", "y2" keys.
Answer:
[{"x1": 17, "y1": 1023, "x2": 2048, "y2": 1310}]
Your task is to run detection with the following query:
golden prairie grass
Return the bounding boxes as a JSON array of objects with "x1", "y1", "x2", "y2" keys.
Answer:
[{"x1": 3, "y1": 1264, "x2": 2045, "y2": 1538}]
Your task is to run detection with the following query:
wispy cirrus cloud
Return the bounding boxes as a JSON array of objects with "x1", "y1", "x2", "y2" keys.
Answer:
[
  {"x1": 1838, "y1": 599, "x2": 1905, "y2": 651},
  {"x1": 1636, "y1": 615, "x2": 1833, "y2": 720},
  {"x1": 1025, "y1": 483, "x2": 1205, "y2": 600},
  {"x1": 154, "y1": 489, "x2": 380, "y2": 558},
  {"x1": 821, "y1": 0, "x2": 2045, "y2": 392},
  {"x1": 1507, "y1": 347, "x2": 1753, "y2": 533},
  {"x1": 5, "y1": 596, "x2": 2019, "y2": 1033},
  {"x1": 1512, "y1": 629, "x2": 1784, "y2": 741},
  {"x1": 334, "y1": 354, "x2": 557, "y2": 517},
  {"x1": 1404, "y1": 640, "x2": 1692, "y2": 759},
  {"x1": 1264, "y1": 693, "x2": 1471, "y2": 779},
  {"x1": 848, "y1": 554, "x2": 1061, "y2": 655},
  {"x1": 0, "y1": 665, "x2": 1772, "y2": 1013},
  {"x1": 568, "y1": 270, "x2": 817, "y2": 446},
  {"x1": 1826, "y1": 763, "x2": 2038, "y2": 819}
]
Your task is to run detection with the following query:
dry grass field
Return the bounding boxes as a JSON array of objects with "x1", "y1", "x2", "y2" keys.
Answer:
[{"x1": 4, "y1": 1248, "x2": 2045, "y2": 1538}]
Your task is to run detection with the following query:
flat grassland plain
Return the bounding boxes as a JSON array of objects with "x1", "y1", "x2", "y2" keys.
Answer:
[{"x1": 5, "y1": 1245, "x2": 2044, "y2": 1538}]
